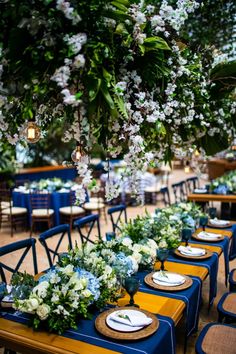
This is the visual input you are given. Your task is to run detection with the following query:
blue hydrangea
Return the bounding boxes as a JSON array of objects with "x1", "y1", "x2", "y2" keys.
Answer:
[
  {"x1": 75, "y1": 268, "x2": 100, "y2": 301},
  {"x1": 112, "y1": 252, "x2": 135, "y2": 277}
]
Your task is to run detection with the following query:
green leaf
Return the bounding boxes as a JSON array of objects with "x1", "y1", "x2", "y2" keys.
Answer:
[
  {"x1": 114, "y1": 95, "x2": 128, "y2": 119},
  {"x1": 102, "y1": 68, "x2": 113, "y2": 83},
  {"x1": 111, "y1": 1, "x2": 128, "y2": 12},
  {"x1": 75, "y1": 92, "x2": 83, "y2": 99},
  {"x1": 100, "y1": 82, "x2": 115, "y2": 109},
  {"x1": 144, "y1": 37, "x2": 171, "y2": 51},
  {"x1": 87, "y1": 77, "x2": 102, "y2": 101},
  {"x1": 115, "y1": 23, "x2": 128, "y2": 35}
]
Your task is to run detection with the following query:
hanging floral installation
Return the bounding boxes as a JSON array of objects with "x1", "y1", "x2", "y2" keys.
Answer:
[{"x1": 0, "y1": 0, "x2": 235, "y2": 202}]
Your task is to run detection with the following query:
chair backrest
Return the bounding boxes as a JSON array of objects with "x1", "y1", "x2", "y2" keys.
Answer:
[
  {"x1": 39, "y1": 224, "x2": 72, "y2": 268},
  {"x1": 74, "y1": 214, "x2": 101, "y2": 245},
  {"x1": 160, "y1": 187, "x2": 171, "y2": 206},
  {"x1": 107, "y1": 204, "x2": 127, "y2": 233},
  {"x1": 30, "y1": 191, "x2": 51, "y2": 211},
  {"x1": 171, "y1": 181, "x2": 187, "y2": 203},
  {"x1": 0, "y1": 188, "x2": 12, "y2": 217},
  {"x1": 0, "y1": 238, "x2": 38, "y2": 283},
  {"x1": 186, "y1": 176, "x2": 199, "y2": 193}
]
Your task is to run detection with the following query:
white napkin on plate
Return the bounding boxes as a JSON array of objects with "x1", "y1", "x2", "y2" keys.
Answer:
[
  {"x1": 194, "y1": 188, "x2": 207, "y2": 193},
  {"x1": 109, "y1": 311, "x2": 152, "y2": 327},
  {"x1": 58, "y1": 188, "x2": 69, "y2": 193},
  {"x1": 178, "y1": 245, "x2": 205, "y2": 256},
  {"x1": 198, "y1": 231, "x2": 222, "y2": 240},
  {"x1": 209, "y1": 219, "x2": 230, "y2": 226},
  {"x1": 153, "y1": 272, "x2": 185, "y2": 286}
]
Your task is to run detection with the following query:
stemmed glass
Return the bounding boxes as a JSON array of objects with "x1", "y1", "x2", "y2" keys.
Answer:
[
  {"x1": 199, "y1": 216, "x2": 208, "y2": 231},
  {"x1": 181, "y1": 228, "x2": 192, "y2": 247},
  {"x1": 105, "y1": 232, "x2": 116, "y2": 241},
  {"x1": 208, "y1": 207, "x2": 217, "y2": 219},
  {"x1": 156, "y1": 248, "x2": 169, "y2": 271},
  {"x1": 124, "y1": 276, "x2": 140, "y2": 308}
]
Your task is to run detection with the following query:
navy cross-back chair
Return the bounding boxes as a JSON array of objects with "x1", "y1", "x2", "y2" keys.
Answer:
[
  {"x1": 0, "y1": 238, "x2": 38, "y2": 283},
  {"x1": 160, "y1": 187, "x2": 171, "y2": 206},
  {"x1": 74, "y1": 214, "x2": 101, "y2": 245},
  {"x1": 39, "y1": 224, "x2": 72, "y2": 268},
  {"x1": 171, "y1": 181, "x2": 187, "y2": 203},
  {"x1": 107, "y1": 204, "x2": 127, "y2": 233},
  {"x1": 186, "y1": 176, "x2": 199, "y2": 193}
]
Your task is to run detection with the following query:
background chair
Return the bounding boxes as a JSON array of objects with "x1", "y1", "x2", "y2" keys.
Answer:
[
  {"x1": 229, "y1": 269, "x2": 236, "y2": 291},
  {"x1": 83, "y1": 189, "x2": 107, "y2": 222},
  {"x1": 107, "y1": 204, "x2": 127, "y2": 233},
  {"x1": 30, "y1": 191, "x2": 54, "y2": 236},
  {"x1": 59, "y1": 191, "x2": 85, "y2": 231},
  {"x1": 185, "y1": 176, "x2": 200, "y2": 193},
  {"x1": 195, "y1": 322, "x2": 236, "y2": 354},
  {"x1": 0, "y1": 188, "x2": 27, "y2": 237},
  {"x1": 39, "y1": 224, "x2": 72, "y2": 268},
  {"x1": 74, "y1": 214, "x2": 101, "y2": 245},
  {"x1": 159, "y1": 186, "x2": 171, "y2": 206},
  {"x1": 171, "y1": 181, "x2": 187, "y2": 203},
  {"x1": 217, "y1": 292, "x2": 236, "y2": 323},
  {"x1": 0, "y1": 238, "x2": 38, "y2": 283}
]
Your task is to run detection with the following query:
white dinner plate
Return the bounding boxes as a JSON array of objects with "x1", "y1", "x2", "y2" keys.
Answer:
[
  {"x1": 193, "y1": 188, "x2": 208, "y2": 194},
  {"x1": 152, "y1": 272, "x2": 185, "y2": 287},
  {"x1": 106, "y1": 310, "x2": 146, "y2": 332}
]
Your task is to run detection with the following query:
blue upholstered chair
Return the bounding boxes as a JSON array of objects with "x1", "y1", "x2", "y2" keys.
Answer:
[
  {"x1": 0, "y1": 238, "x2": 38, "y2": 283},
  {"x1": 107, "y1": 204, "x2": 127, "y2": 233},
  {"x1": 39, "y1": 224, "x2": 72, "y2": 268},
  {"x1": 74, "y1": 214, "x2": 101, "y2": 245},
  {"x1": 217, "y1": 292, "x2": 236, "y2": 323},
  {"x1": 229, "y1": 269, "x2": 236, "y2": 291},
  {"x1": 195, "y1": 322, "x2": 236, "y2": 353}
]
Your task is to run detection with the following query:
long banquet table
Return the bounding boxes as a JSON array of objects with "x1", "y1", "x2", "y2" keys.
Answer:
[{"x1": 188, "y1": 192, "x2": 236, "y2": 203}]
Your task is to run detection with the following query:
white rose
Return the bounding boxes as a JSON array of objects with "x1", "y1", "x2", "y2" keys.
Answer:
[
  {"x1": 147, "y1": 239, "x2": 158, "y2": 250},
  {"x1": 122, "y1": 237, "x2": 133, "y2": 247},
  {"x1": 159, "y1": 240, "x2": 168, "y2": 248},
  {"x1": 33, "y1": 281, "x2": 49, "y2": 298},
  {"x1": 132, "y1": 244, "x2": 142, "y2": 253},
  {"x1": 36, "y1": 304, "x2": 50, "y2": 320},
  {"x1": 82, "y1": 289, "x2": 92, "y2": 298},
  {"x1": 27, "y1": 297, "x2": 40, "y2": 312},
  {"x1": 61, "y1": 264, "x2": 74, "y2": 276},
  {"x1": 132, "y1": 251, "x2": 142, "y2": 263}
]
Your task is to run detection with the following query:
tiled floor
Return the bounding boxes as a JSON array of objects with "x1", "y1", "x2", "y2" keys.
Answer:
[{"x1": 0, "y1": 168, "x2": 235, "y2": 353}]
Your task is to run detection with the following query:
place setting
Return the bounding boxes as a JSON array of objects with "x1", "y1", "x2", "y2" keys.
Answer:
[
  {"x1": 193, "y1": 214, "x2": 225, "y2": 242},
  {"x1": 207, "y1": 207, "x2": 232, "y2": 228},
  {"x1": 144, "y1": 248, "x2": 193, "y2": 291},
  {"x1": 95, "y1": 276, "x2": 159, "y2": 340}
]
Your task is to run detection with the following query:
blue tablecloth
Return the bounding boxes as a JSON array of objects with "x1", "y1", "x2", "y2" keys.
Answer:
[
  {"x1": 15, "y1": 167, "x2": 77, "y2": 181},
  {"x1": 13, "y1": 191, "x2": 71, "y2": 226},
  {"x1": 208, "y1": 224, "x2": 236, "y2": 260},
  {"x1": 168, "y1": 250, "x2": 219, "y2": 308},
  {"x1": 190, "y1": 237, "x2": 229, "y2": 287},
  {"x1": 1, "y1": 309, "x2": 176, "y2": 354},
  {"x1": 137, "y1": 271, "x2": 201, "y2": 337}
]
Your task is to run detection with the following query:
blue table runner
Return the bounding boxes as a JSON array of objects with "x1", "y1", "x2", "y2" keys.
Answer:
[
  {"x1": 168, "y1": 251, "x2": 218, "y2": 307},
  {"x1": 190, "y1": 237, "x2": 229, "y2": 287},
  {"x1": 1, "y1": 310, "x2": 176, "y2": 354},
  {"x1": 137, "y1": 272, "x2": 201, "y2": 337}
]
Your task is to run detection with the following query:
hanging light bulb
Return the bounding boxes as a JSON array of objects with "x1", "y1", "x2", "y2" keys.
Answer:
[
  {"x1": 184, "y1": 161, "x2": 190, "y2": 174},
  {"x1": 71, "y1": 144, "x2": 82, "y2": 162},
  {"x1": 24, "y1": 121, "x2": 41, "y2": 143}
]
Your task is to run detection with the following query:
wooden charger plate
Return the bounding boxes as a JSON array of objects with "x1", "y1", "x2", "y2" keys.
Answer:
[
  {"x1": 192, "y1": 233, "x2": 224, "y2": 243},
  {"x1": 174, "y1": 248, "x2": 213, "y2": 260},
  {"x1": 144, "y1": 272, "x2": 193, "y2": 291},
  {"x1": 95, "y1": 306, "x2": 159, "y2": 340},
  {"x1": 207, "y1": 221, "x2": 232, "y2": 229}
]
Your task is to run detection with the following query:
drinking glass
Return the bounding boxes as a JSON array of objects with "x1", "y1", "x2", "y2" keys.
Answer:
[
  {"x1": 199, "y1": 216, "x2": 208, "y2": 231},
  {"x1": 156, "y1": 248, "x2": 169, "y2": 271},
  {"x1": 105, "y1": 232, "x2": 116, "y2": 241},
  {"x1": 124, "y1": 276, "x2": 140, "y2": 307},
  {"x1": 208, "y1": 207, "x2": 217, "y2": 219},
  {"x1": 181, "y1": 228, "x2": 192, "y2": 247}
]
